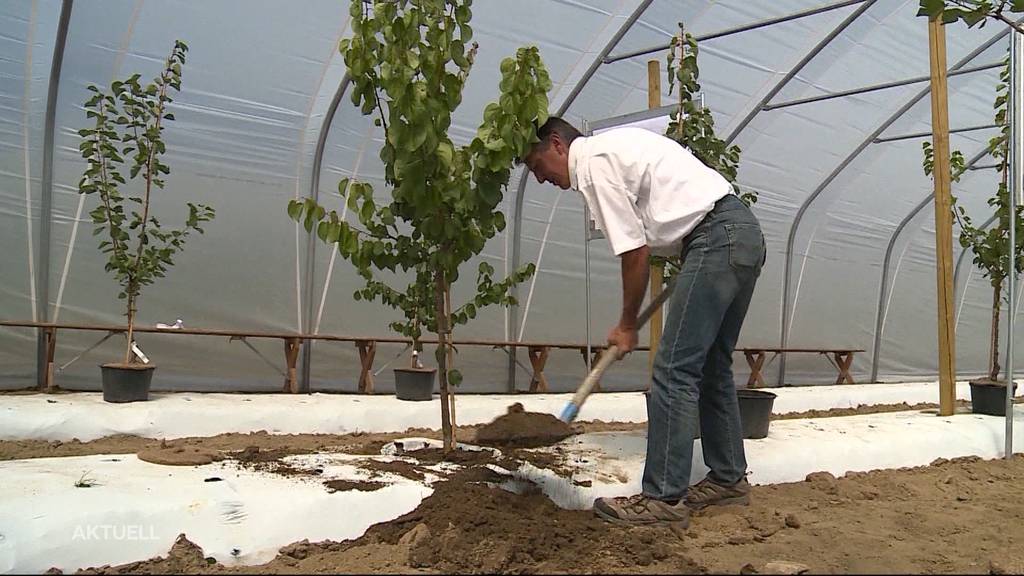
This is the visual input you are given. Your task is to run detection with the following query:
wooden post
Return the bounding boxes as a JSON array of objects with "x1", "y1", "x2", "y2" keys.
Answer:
[
  {"x1": 648, "y1": 59, "x2": 664, "y2": 381},
  {"x1": 928, "y1": 17, "x2": 957, "y2": 416},
  {"x1": 43, "y1": 326, "x2": 57, "y2": 392},
  {"x1": 744, "y1": 350, "x2": 766, "y2": 388},
  {"x1": 284, "y1": 338, "x2": 302, "y2": 394},
  {"x1": 527, "y1": 346, "x2": 551, "y2": 392},
  {"x1": 356, "y1": 340, "x2": 376, "y2": 394}
]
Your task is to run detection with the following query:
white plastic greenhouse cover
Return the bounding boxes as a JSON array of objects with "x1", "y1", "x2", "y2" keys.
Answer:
[{"x1": 3, "y1": 0, "x2": 1024, "y2": 394}]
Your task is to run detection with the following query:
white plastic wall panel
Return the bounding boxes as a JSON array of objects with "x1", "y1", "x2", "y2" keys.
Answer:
[
  {"x1": 0, "y1": 0, "x2": 60, "y2": 388},
  {"x1": 6, "y1": 0, "x2": 1024, "y2": 393}
]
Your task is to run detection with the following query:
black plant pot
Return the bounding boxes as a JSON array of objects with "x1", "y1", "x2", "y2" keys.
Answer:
[
  {"x1": 394, "y1": 367, "x2": 437, "y2": 401},
  {"x1": 970, "y1": 381, "x2": 1016, "y2": 416},
  {"x1": 737, "y1": 388, "x2": 777, "y2": 439},
  {"x1": 101, "y1": 363, "x2": 155, "y2": 403}
]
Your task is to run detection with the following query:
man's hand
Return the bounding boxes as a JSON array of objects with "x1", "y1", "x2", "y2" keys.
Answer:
[
  {"x1": 607, "y1": 323, "x2": 639, "y2": 360},
  {"x1": 613, "y1": 245, "x2": 648, "y2": 361}
]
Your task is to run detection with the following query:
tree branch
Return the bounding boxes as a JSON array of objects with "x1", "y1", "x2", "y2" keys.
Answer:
[{"x1": 995, "y1": 12, "x2": 1024, "y2": 34}]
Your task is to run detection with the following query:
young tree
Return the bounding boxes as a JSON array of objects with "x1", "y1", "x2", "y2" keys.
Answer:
[
  {"x1": 665, "y1": 25, "x2": 753, "y2": 206},
  {"x1": 923, "y1": 54, "x2": 1024, "y2": 382},
  {"x1": 655, "y1": 24, "x2": 757, "y2": 280},
  {"x1": 289, "y1": 0, "x2": 548, "y2": 452},
  {"x1": 78, "y1": 40, "x2": 214, "y2": 366}
]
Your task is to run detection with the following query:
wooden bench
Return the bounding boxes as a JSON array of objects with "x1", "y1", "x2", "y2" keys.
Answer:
[
  {"x1": 0, "y1": 321, "x2": 862, "y2": 393},
  {"x1": 737, "y1": 347, "x2": 864, "y2": 387},
  {"x1": 0, "y1": 320, "x2": 647, "y2": 394}
]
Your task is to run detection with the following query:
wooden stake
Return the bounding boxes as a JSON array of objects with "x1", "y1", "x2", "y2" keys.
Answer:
[
  {"x1": 927, "y1": 17, "x2": 957, "y2": 416},
  {"x1": 648, "y1": 59, "x2": 664, "y2": 381}
]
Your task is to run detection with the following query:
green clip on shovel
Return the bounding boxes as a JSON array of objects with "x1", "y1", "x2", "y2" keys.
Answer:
[{"x1": 559, "y1": 276, "x2": 677, "y2": 423}]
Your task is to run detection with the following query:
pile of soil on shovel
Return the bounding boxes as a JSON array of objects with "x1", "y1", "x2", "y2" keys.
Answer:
[{"x1": 473, "y1": 402, "x2": 576, "y2": 449}]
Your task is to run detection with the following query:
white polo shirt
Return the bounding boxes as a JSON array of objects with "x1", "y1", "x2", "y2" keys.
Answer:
[{"x1": 568, "y1": 127, "x2": 732, "y2": 257}]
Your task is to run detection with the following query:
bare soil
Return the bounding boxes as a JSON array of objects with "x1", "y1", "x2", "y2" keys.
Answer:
[
  {"x1": 771, "y1": 399, "x2": 973, "y2": 420},
  {"x1": 322, "y1": 479, "x2": 386, "y2": 493},
  {"x1": 0, "y1": 400, "x2": 988, "y2": 464},
  {"x1": 2, "y1": 399, "x2": 991, "y2": 461},
  {"x1": 57, "y1": 454, "x2": 1024, "y2": 574},
  {"x1": 137, "y1": 441, "x2": 223, "y2": 466}
]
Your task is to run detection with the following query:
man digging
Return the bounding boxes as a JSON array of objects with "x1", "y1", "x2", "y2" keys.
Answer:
[{"x1": 523, "y1": 117, "x2": 765, "y2": 527}]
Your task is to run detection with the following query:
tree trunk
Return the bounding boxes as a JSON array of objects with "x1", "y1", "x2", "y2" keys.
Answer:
[
  {"x1": 445, "y1": 283, "x2": 457, "y2": 437},
  {"x1": 125, "y1": 294, "x2": 137, "y2": 364},
  {"x1": 434, "y1": 271, "x2": 453, "y2": 453},
  {"x1": 990, "y1": 278, "x2": 1003, "y2": 382}
]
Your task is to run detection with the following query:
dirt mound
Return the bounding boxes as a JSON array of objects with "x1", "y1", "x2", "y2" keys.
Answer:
[
  {"x1": 75, "y1": 534, "x2": 216, "y2": 574},
  {"x1": 323, "y1": 479, "x2": 386, "y2": 493},
  {"x1": 70, "y1": 455, "x2": 1024, "y2": 574},
  {"x1": 474, "y1": 403, "x2": 576, "y2": 448},
  {"x1": 365, "y1": 467, "x2": 698, "y2": 574},
  {"x1": 227, "y1": 444, "x2": 319, "y2": 477},
  {"x1": 352, "y1": 447, "x2": 506, "y2": 483},
  {"x1": 136, "y1": 440, "x2": 222, "y2": 466},
  {"x1": 357, "y1": 459, "x2": 430, "y2": 482},
  {"x1": 404, "y1": 447, "x2": 499, "y2": 466}
]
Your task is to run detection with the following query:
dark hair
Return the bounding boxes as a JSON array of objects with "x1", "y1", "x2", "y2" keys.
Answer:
[
  {"x1": 518, "y1": 116, "x2": 581, "y2": 165},
  {"x1": 536, "y1": 116, "x2": 581, "y2": 148}
]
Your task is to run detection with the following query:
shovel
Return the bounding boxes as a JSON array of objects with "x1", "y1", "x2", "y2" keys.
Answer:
[{"x1": 558, "y1": 276, "x2": 677, "y2": 423}]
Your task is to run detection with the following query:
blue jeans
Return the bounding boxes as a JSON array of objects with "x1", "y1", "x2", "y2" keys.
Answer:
[{"x1": 642, "y1": 194, "x2": 765, "y2": 501}]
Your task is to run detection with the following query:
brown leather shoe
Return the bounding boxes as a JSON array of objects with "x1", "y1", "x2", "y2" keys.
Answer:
[
  {"x1": 593, "y1": 494, "x2": 691, "y2": 527},
  {"x1": 684, "y1": 476, "x2": 751, "y2": 510}
]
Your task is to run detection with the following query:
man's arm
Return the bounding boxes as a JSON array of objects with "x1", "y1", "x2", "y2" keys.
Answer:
[
  {"x1": 619, "y1": 245, "x2": 650, "y2": 328},
  {"x1": 607, "y1": 244, "x2": 650, "y2": 358}
]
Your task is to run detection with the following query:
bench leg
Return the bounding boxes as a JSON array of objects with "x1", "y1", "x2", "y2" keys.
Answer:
[
  {"x1": 44, "y1": 327, "x2": 57, "y2": 392},
  {"x1": 833, "y1": 352, "x2": 855, "y2": 385},
  {"x1": 744, "y1": 351, "x2": 766, "y2": 388},
  {"x1": 284, "y1": 338, "x2": 301, "y2": 393},
  {"x1": 357, "y1": 340, "x2": 377, "y2": 394},
  {"x1": 527, "y1": 346, "x2": 550, "y2": 393}
]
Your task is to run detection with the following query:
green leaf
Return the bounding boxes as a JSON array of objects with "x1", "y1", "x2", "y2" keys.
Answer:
[
  {"x1": 360, "y1": 198, "x2": 374, "y2": 223},
  {"x1": 961, "y1": 10, "x2": 988, "y2": 26},
  {"x1": 917, "y1": 0, "x2": 946, "y2": 19},
  {"x1": 436, "y1": 141, "x2": 454, "y2": 168},
  {"x1": 499, "y1": 57, "x2": 515, "y2": 76},
  {"x1": 287, "y1": 200, "x2": 303, "y2": 221},
  {"x1": 344, "y1": 229, "x2": 358, "y2": 254},
  {"x1": 327, "y1": 222, "x2": 341, "y2": 244},
  {"x1": 448, "y1": 368, "x2": 463, "y2": 387}
]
